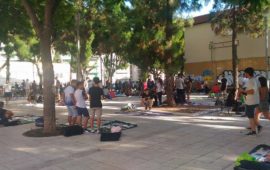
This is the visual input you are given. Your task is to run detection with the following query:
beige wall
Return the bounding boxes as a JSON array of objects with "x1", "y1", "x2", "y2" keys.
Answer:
[{"x1": 185, "y1": 23, "x2": 269, "y2": 64}]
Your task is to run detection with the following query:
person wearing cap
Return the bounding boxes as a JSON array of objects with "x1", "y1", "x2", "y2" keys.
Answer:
[{"x1": 88, "y1": 77, "x2": 104, "y2": 133}]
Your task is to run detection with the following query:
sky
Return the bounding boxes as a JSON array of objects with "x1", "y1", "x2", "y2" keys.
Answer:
[
  {"x1": 185, "y1": 0, "x2": 214, "y2": 17},
  {"x1": 125, "y1": 0, "x2": 214, "y2": 18}
]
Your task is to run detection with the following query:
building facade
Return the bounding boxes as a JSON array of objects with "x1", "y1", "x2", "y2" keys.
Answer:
[{"x1": 184, "y1": 14, "x2": 269, "y2": 82}]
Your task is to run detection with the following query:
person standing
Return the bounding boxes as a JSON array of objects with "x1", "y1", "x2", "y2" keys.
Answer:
[
  {"x1": 220, "y1": 74, "x2": 227, "y2": 98},
  {"x1": 55, "y1": 77, "x2": 61, "y2": 102},
  {"x1": 3, "y1": 80, "x2": 12, "y2": 105},
  {"x1": 74, "y1": 81, "x2": 89, "y2": 129},
  {"x1": 239, "y1": 67, "x2": 260, "y2": 135},
  {"x1": 32, "y1": 80, "x2": 37, "y2": 101},
  {"x1": 175, "y1": 74, "x2": 185, "y2": 104},
  {"x1": 88, "y1": 77, "x2": 104, "y2": 133},
  {"x1": 254, "y1": 76, "x2": 270, "y2": 133},
  {"x1": 63, "y1": 80, "x2": 78, "y2": 126},
  {"x1": 25, "y1": 79, "x2": 31, "y2": 98},
  {"x1": 185, "y1": 76, "x2": 192, "y2": 103},
  {"x1": 156, "y1": 78, "x2": 164, "y2": 106}
]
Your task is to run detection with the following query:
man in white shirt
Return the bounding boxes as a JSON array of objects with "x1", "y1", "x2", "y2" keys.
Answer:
[
  {"x1": 25, "y1": 79, "x2": 30, "y2": 97},
  {"x1": 74, "y1": 81, "x2": 89, "y2": 129},
  {"x1": 63, "y1": 80, "x2": 78, "y2": 126},
  {"x1": 239, "y1": 67, "x2": 260, "y2": 135},
  {"x1": 175, "y1": 74, "x2": 185, "y2": 104},
  {"x1": 3, "y1": 81, "x2": 12, "y2": 105}
]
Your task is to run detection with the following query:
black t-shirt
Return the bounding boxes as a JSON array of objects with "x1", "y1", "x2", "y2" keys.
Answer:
[
  {"x1": 0, "y1": 108, "x2": 7, "y2": 124},
  {"x1": 88, "y1": 86, "x2": 104, "y2": 108},
  {"x1": 221, "y1": 78, "x2": 227, "y2": 90}
]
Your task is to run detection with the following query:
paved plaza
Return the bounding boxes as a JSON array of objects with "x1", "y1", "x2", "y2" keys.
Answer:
[{"x1": 0, "y1": 95, "x2": 270, "y2": 170}]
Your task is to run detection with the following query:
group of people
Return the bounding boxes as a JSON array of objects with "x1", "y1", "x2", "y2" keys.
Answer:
[
  {"x1": 1, "y1": 79, "x2": 41, "y2": 104},
  {"x1": 63, "y1": 77, "x2": 104, "y2": 133},
  {"x1": 140, "y1": 74, "x2": 194, "y2": 110},
  {"x1": 238, "y1": 67, "x2": 270, "y2": 135}
]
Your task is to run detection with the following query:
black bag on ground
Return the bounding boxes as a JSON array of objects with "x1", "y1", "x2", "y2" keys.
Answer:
[
  {"x1": 100, "y1": 132, "x2": 121, "y2": 141},
  {"x1": 3, "y1": 120, "x2": 20, "y2": 126},
  {"x1": 63, "y1": 125, "x2": 84, "y2": 137},
  {"x1": 35, "y1": 117, "x2": 44, "y2": 127}
]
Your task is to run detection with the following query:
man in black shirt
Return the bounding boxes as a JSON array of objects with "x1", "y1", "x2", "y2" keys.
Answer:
[
  {"x1": 141, "y1": 89, "x2": 154, "y2": 110},
  {"x1": 220, "y1": 74, "x2": 227, "y2": 98},
  {"x1": 0, "y1": 101, "x2": 14, "y2": 125},
  {"x1": 88, "y1": 77, "x2": 104, "y2": 133}
]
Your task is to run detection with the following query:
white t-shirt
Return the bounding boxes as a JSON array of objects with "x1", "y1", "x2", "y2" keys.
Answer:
[
  {"x1": 74, "y1": 89, "x2": 87, "y2": 108},
  {"x1": 245, "y1": 77, "x2": 260, "y2": 105},
  {"x1": 3, "y1": 83, "x2": 12, "y2": 92},
  {"x1": 64, "y1": 86, "x2": 75, "y2": 106},
  {"x1": 156, "y1": 82, "x2": 163, "y2": 92},
  {"x1": 175, "y1": 78, "x2": 184, "y2": 90},
  {"x1": 25, "y1": 81, "x2": 30, "y2": 90}
]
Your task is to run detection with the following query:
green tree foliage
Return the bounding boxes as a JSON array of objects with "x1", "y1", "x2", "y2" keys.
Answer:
[
  {"x1": 54, "y1": 0, "x2": 96, "y2": 79},
  {"x1": 211, "y1": 0, "x2": 269, "y2": 88},
  {"x1": 12, "y1": 35, "x2": 43, "y2": 82},
  {"x1": 125, "y1": 0, "x2": 206, "y2": 106},
  {"x1": 92, "y1": 0, "x2": 130, "y2": 83}
]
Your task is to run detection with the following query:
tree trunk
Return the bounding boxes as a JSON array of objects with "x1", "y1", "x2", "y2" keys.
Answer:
[
  {"x1": 34, "y1": 62, "x2": 43, "y2": 83},
  {"x1": 79, "y1": 37, "x2": 87, "y2": 80},
  {"x1": 40, "y1": 31, "x2": 56, "y2": 134},
  {"x1": 164, "y1": 0, "x2": 174, "y2": 106},
  {"x1": 6, "y1": 55, "x2": 10, "y2": 83},
  {"x1": 232, "y1": 7, "x2": 239, "y2": 89}
]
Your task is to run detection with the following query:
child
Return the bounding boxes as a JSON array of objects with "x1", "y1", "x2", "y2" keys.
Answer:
[
  {"x1": 88, "y1": 77, "x2": 104, "y2": 133},
  {"x1": 74, "y1": 81, "x2": 89, "y2": 129},
  {"x1": 141, "y1": 89, "x2": 154, "y2": 110}
]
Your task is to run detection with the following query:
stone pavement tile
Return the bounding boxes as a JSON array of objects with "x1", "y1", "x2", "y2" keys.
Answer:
[
  {"x1": 56, "y1": 157, "x2": 124, "y2": 170},
  {"x1": 0, "y1": 164, "x2": 11, "y2": 170},
  {"x1": 40, "y1": 166, "x2": 65, "y2": 170},
  {"x1": 85, "y1": 150, "x2": 134, "y2": 165},
  {"x1": 175, "y1": 160, "x2": 223, "y2": 170},
  {"x1": 161, "y1": 156, "x2": 194, "y2": 169},
  {"x1": 196, "y1": 152, "x2": 224, "y2": 163},
  {"x1": 126, "y1": 161, "x2": 175, "y2": 170},
  {"x1": 4, "y1": 156, "x2": 43, "y2": 170}
]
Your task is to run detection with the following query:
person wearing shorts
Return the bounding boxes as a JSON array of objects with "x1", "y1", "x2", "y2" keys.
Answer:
[
  {"x1": 254, "y1": 77, "x2": 270, "y2": 133},
  {"x1": 3, "y1": 81, "x2": 12, "y2": 105},
  {"x1": 88, "y1": 77, "x2": 104, "y2": 133},
  {"x1": 239, "y1": 67, "x2": 260, "y2": 135},
  {"x1": 64, "y1": 80, "x2": 78, "y2": 126},
  {"x1": 74, "y1": 81, "x2": 89, "y2": 129}
]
